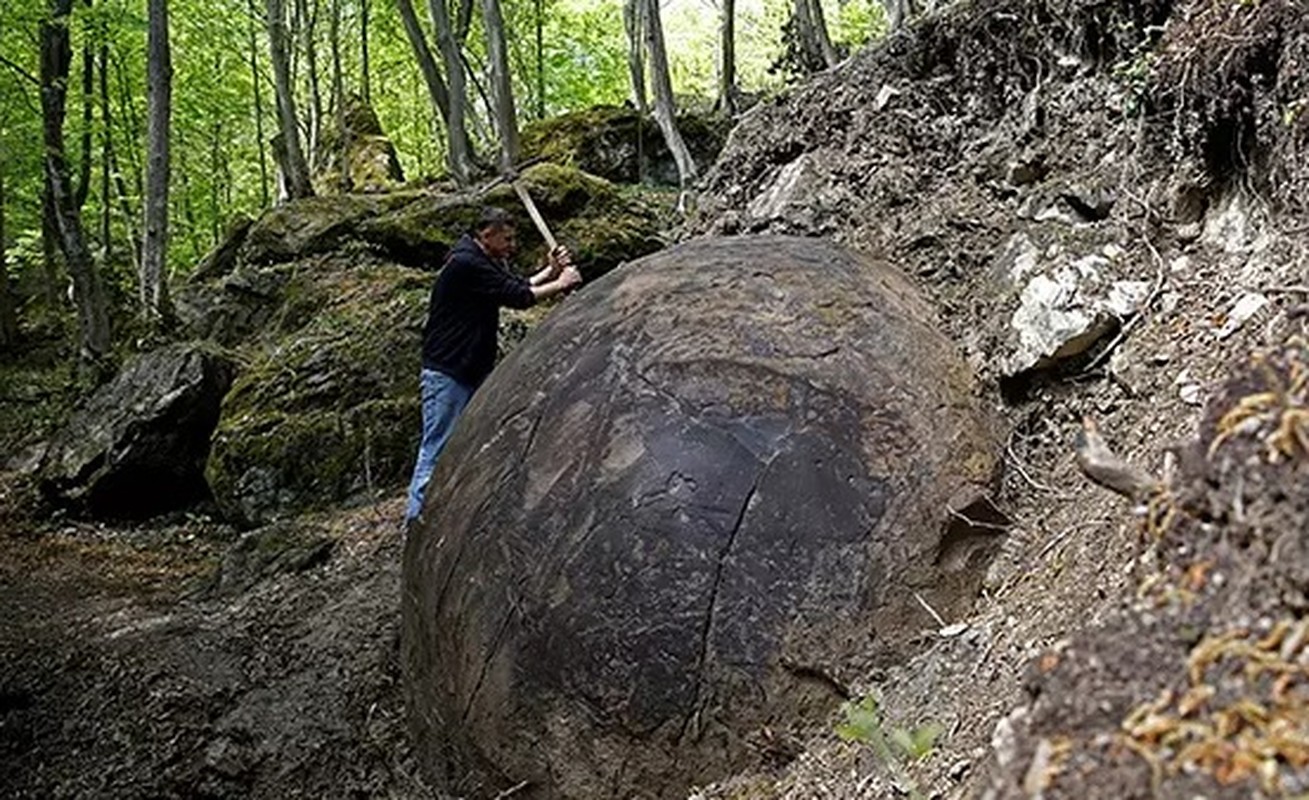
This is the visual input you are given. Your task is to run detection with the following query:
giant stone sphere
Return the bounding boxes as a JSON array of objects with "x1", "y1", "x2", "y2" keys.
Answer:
[{"x1": 402, "y1": 236, "x2": 1004, "y2": 798}]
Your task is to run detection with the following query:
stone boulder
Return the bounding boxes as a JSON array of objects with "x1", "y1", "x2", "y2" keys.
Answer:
[
  {"x1": 313, "y1": 93, "x2": 406, "y2": 195},
  {"x1": 402, "y1": 236, "x2": 1006, "y2": 799},
  {"x1": 357, "y1": 162, "x2": 667, "y2": 275},
  {"x1": 38, "y1": 343, "x2": 236, "y2": 519},
  {"x1": 179, "y1": 165, "x2": 669, "y2": 527},
  {"x1": 521, "y1": 105, "x2": 731, "y2": 186},
  {"x1": 204, "y1": 263, "x2": 429, "y2": 527}
]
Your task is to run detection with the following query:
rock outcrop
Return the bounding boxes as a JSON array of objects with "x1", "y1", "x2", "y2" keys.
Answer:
[
  {"x1": 38, "y1": 343, "x2": 235, "y2": 519},
  {"x1": 402, "y1": 236, "x2": 1006, "y2": 799},
  {"x1": 182, "y1": 163, "x2": 669, "y2": 527},
  {"x1": 521, "y1": 105, "x2": 731, "y2": 186}
]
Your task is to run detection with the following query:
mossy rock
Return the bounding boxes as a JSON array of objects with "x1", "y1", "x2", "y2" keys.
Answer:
[
  {"x1": 358, "y1": 163, "x2": 669, "y2": 277},
  {"x1": 521, "y1": 105, "x2": 731, "y2": 186},
  {"x1": 206, "y1": 264, "x2": 428, "y2": 526},
  {"x1": 240, "y1": 193, "x2": 415, "y2": 265}
]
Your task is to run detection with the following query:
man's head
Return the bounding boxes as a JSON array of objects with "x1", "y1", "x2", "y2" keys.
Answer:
[{"x1": 474, "y1": 207, "x2": 517, "y2": 260}]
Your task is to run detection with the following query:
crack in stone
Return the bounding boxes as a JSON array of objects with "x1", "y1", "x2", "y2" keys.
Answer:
[
  {"x1": 462, "y1": 598, "x2": 518, "y2": 724},
  {"x1": 679, "y1": 448, "x2": 780, "y2": 744}
]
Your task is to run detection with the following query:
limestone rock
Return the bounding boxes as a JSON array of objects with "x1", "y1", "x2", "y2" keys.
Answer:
[
  {"x1": 998, "y1": 233, "x2": 1150, "y2": 378},
  {"x1": 403, "y1": 236, "x2": 1006, "y2": 799},
  {"x1": 312, "y1": 94, "x2": 405, "y2": 195},
  {"x1": 38, "y1": 343, "x2": 236, "y2": 519},
  {"x1": 521, "y1": 105, "x2": 730, "y2": 186}
]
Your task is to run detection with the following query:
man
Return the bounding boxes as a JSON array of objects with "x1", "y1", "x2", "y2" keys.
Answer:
[{"x1": 404, "y1": 206, "x2": 582, "y2": 524}]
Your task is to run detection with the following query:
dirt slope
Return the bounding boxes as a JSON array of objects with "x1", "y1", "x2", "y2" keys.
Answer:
[{"x1": 682, "y1": 0, "x2": 1309, "y2": 798}]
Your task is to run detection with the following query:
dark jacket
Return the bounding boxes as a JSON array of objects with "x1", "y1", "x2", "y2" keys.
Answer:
[{"x1": 421, "y1": 234, "x2": 535, "y2": 387}]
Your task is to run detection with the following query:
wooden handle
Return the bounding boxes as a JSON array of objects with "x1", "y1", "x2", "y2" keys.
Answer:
[{"x1": 512, "y1": 181, "x2": 558, "y2": 252}]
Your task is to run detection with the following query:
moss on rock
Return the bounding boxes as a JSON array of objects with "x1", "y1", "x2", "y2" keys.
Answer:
[
  {"x1": 206, "y1": 262, "x2": 426, "y2": 526},
  {"x1": 521, "y1": 105, "x2": 730, "y2": 186},
  {"x1": 360, "y1": 163, "x2": 669, "y2": 277}
]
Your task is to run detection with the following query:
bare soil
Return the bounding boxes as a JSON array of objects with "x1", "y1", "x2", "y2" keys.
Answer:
[{"x1": 0, "y1": 492, "x2": 424, "y2": 799}]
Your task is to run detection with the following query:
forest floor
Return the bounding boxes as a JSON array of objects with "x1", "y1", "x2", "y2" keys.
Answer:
[{"x1": 0, "y1": 480, "x2": 425, "y2": 798}]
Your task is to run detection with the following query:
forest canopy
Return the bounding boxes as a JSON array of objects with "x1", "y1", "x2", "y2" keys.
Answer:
[{"x1": 0, "y1": 0, "x2": 887, "y2": 295}]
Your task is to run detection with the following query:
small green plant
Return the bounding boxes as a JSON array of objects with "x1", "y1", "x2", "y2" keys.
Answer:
[{"x1": 834, "y1": 693, "x2": 943, "y2": 800}]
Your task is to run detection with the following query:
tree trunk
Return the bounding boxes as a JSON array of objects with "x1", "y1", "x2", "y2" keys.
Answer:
[
  {"x1": 481, "y1": 0, "x2": 518, "y2": 170},
  {"x1": 454, "y1": 0, "x2": 473, "y2": 43},
  {"x1": 112, "y1": 51, "x2": 144, "y2": 199},
  {"x1": 808, "y1": 0, "x2": 838, "y2": 67},
  {"x1": 359, "y1": 0, "x2": 370, "y2": 103},
  {"x1": 720, "y1": 0, "x2": 737, "y2": 115},
  {"x1": 41, "y1": 184, "x2": 61, "y2": 308},
  {"x1": 141, "y1": 0, "x2": 173, "y2": 325},
  {"x1": 0, "y1": 172, "x2": 18, "y2": 348},
  {"x1": 428, "y1": 0, "x2": 472, "y2": 184},
  {"x1": 297, "y1": 0, "x2": 323, "y2": 167},
  {"x1": 99, "y1": 45, "x2": 111, "y2": 264},
  {"x1": 266, "y1": 0, "x2": 314, "y2": 198},
  {"x1": 642, "y1": 0, "x2": 696, "y2": 188},
  {"x1": 622, "y1": 0, "x2": 647, "y2": 114},
  {"x1": 395, "y1": 0, "x2": 453, "y2": 134},
  {"x1": 795, "y1": 0, "x2": 837, "y2": 69},
  {"x1": 103, "y1": 89, "x2": 141, "y2": 270},
  {"x1": 882, "y1": 0, "x2": 914, "y2": 31},
  {"x1": 74, "y1": 6, "x2": 94, "y2": 213},
  {"x1": 41, "y1": 0, "x2": 112, "y2": 369},
  {"x1": 248, "y1": 0, "x2": 271, "y2": 207},
  {"x1": 330, "y1": 0, "x2": 348, "y2": 191},
  {"x1": 534, "y1": 0, "x2": 544, "y2": 118}
]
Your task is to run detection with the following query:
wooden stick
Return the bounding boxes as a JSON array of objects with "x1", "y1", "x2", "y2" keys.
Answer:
[{"x1": 512, "y1": 180, "x2": 558, "y2": 251}]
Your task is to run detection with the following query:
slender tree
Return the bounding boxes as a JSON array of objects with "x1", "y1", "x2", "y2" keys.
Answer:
[
  {"x1": 41, "y1": 0, "x2": 111, "y2": 370},
  {"x1": 330, "y1": 0, "x2": 348, "y2": 190},
  {"x1": 395, "y1": 0, "x2": 453, "y2": 141},
  {"x1": 0, "y1": 171, "x2": 18, "y2": 348},
  {"x1": 248, "y1": 0, "x2": 271, "y2": 207},
  {"x1": 883, "y1": 0, "x2": 915, "y2": 31},
  {"x1": 101, "y1": 48, "x2": 140, "y2": 269},
  {"x1": 266, "y1": 0, "x2": 314, "y2": 198},
  {"x1": 428, "y1": 0, "x2": 472, "y2": 184},
  {"x1": 481, "y1": 0, "x2": 518, "y2": 170},
  {"x1": 74, "y1": 1, "x2": 93, "y2": 212},
  {"x1": 622, "y1": 0, "x2": 647, "y2": 114},
  {"x1": 720, "y1": 0, "x2": 737, "y2": 115},
  {"x1": 534, "y1": 0, "x2": 544, "y2": 119},
  {"x1": 794, "y1": 0, "x2": 838, "y2": 70},
  {"x1": 296, "y1": 0, "x2": 323, "y2": 165},
  {"x1": 642, "y1": 0, "x2": 696, "y2": 189},
  {"x1": 141, "y1": 0, "x2": 173, "y2": 323},
  {"x1": 359, "y1": 0, "x2": 370, "y2": 103}
]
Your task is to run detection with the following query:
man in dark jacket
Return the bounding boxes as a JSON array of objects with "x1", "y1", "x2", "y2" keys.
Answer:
[{"x1": 404, "y1": 207, "x2": 582, "y2": 523}]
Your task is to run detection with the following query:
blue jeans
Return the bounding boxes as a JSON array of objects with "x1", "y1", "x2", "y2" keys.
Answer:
[{"x1": 405, "y1": 369, "x2": 475, "y2": 522}]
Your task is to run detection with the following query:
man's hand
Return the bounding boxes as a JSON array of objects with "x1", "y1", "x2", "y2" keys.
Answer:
[
  {"x1": 530, "y1": 264, "x2": 583, "y2": 301},
  {"x1": 558, "y1": 265, "x2": 582, "y2": 290},
  {"x1": 530, "y1": 245, "x2": 573, "y2": 286},
  {"x1": 547, "y1": 245, "x2": 572, "y2": 277}
]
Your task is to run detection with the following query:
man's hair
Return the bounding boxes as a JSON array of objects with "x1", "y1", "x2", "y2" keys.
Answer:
[{"x1": 474, "y1": 206, "x2": 515, "y2": 234}]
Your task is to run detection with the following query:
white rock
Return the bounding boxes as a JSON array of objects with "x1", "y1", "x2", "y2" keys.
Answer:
[
  {"x1": 1213, "y1": 292, "x2": 1268, "y2": 340},
  {"x1": 747, "y1": 155, "x2": 815, "y2": 220},
  {"x1": 1105, "y1": 280, "x2": 1151, "y2": 317}
]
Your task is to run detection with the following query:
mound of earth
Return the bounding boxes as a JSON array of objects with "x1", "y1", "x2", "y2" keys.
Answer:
[
  {"x1": 402, "y1": 236, "x2": 1005, "y2": 799},
  {"x1": 986, "y1": 336, "x2": 1309, "y2": 799},
  {"x1": 680, "y1": 0, "x2": 1309, "y2": 797}
]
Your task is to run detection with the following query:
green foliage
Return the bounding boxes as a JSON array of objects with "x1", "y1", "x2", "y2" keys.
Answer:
[
  {"x1": 835, "y1": 693, "x2": 940, "y2": 800},
  {"x1": 832, "y1": 0, "x2": 887, "y2": 50}
]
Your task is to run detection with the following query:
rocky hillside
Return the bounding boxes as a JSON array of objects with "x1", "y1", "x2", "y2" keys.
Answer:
[{"x1": 684, "y1": 0, "x2": 1309, "y2": 797}]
